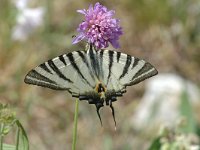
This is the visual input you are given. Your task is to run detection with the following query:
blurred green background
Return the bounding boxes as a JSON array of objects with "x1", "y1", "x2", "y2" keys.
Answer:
[{"x1": 0, "y1": 0, "x2": 200, "y2": 149}]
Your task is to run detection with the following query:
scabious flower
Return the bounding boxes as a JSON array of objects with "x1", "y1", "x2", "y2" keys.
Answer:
[{"x1": 72, "y1": 2, "x2": 123, "y2": 49}]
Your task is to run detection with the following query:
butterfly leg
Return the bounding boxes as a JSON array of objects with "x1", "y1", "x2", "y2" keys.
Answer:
[
  {"x1": 96, "y1": 103, "x2": 103, "y2": 126},
  {"x1": 109, "y1": 100, "x2": 116, "y2": 128}
]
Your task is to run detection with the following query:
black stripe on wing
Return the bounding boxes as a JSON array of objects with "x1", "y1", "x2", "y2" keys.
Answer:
[
  {"x1": 24, "y1": 70, "x2": 67, "y2": 90},
  {"x1": 25, "y1": 70, "x2": 56, "y2": 84},
  {"x1": 59, "y1": 55, "x2": 67, "y2": 65},
  {"x1": 39, "y1": 63, "x2": 53, "y2": 74},
  {"x1": 48, "y1": 60, "x2": 73, "y2": 83},
  {"x1": 67, "y1": 52, "x2": 93, "y2": 88},
  {"x1": 89, "y1": 45, "x2": 100, "y2": 77},
  {"x1": 131, "y1": 57, "x2": 139, "y2": 69},
  {"x1": 99, "y1": 50, "x2": 104, "y2": 79},
  {"x1": 116, "y1": 52, "x2": 121, "y2": 63},
  {"x1": 77, "y1": 51, "x2": 95, "y2": 80},
  {"x1": 119, "y1": 55, "x2": 132, "y2": 79},
  {"x1": 127, "y1": 62, "x2": 158, "y2": 86},
  {"x1": 107, "y1": 51, "x2": 114, "y2": 84}
]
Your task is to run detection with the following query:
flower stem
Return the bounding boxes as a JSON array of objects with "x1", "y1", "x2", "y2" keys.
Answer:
[
  {"x1": 72, "y1": 98, "x2": 79, "y2": 150},
  {"x1": 0, "y1": 123, "x2": 4, "y2": 150},
  {"x1": 15, "y1": 125, "x2": 20, "y2": 150}
]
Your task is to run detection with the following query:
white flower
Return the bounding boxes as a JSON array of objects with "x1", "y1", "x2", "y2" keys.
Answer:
[
  {"x1": 12, "y1": 0, "x2": 45, "y2": 41},
  {"x1": 15, "y1": 0, "x2": 28, "y2": 10},
  {"x1": 132, "y1": 73, "x2": 200, "y2": 130},
  {"x1": 189, "y1": 145, "x2": 200, "y2": 150}
]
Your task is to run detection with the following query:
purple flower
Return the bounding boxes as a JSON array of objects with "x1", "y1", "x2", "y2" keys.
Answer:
[{"x1": 72, "y1": 2, "x2": 123, "y2": 49}]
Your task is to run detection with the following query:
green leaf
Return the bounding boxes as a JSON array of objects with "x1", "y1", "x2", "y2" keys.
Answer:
[
  {"x1": 2, "y1": 144, "x2": 16, "y2": 150},
  {"x1": 15, "y1": 120, "x2": 29, "y2": 150},
  {"x1": 148, "y1": 136, "x2": 161, "y2": 150},
  {"x1": 179, "y1": 87, "x2": 197, "y2": 133}
]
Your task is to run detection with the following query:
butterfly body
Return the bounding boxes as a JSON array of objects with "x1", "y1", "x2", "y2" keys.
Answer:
[{"x1": 24, "y1": 44, "x2": 158, "y2": 125}]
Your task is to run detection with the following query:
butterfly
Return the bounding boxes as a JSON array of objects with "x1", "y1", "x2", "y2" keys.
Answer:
[{"x1": 24, "y1": 44, "x2": 158, "y2": 126}]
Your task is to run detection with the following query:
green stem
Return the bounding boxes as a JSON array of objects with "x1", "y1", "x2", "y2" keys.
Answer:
[
  {"x1": 72, "y1": 99, "x2": 79, "y2": 150},
  {"x1": 0, "y1": 123, "x2": 4, "y2": 150},
  {"x1": 15, "y1": 125, "x2": 20, "y2": 150}
]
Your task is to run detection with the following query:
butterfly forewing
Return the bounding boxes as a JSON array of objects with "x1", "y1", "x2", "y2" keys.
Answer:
[
  {"x1": 98, "y1": 49, "x2": 158, "y2": 88},
  {"x1": 24, "y1": 51, "x2": 96, "y2": 96}
]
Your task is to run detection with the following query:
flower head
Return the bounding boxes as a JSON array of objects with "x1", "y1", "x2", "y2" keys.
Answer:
[{"x1": 72, "y1": 2, "x2": 123, "y2": 49}]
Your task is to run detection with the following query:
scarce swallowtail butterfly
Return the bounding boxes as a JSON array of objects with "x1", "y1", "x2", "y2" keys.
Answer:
[{"x1": 24, "y1": 44, "x2": 158, "y2": 126}]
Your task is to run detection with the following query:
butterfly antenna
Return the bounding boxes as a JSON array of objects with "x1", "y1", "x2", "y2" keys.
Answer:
[
  {"x1": 96, "y1": 104, "x2": 103, "y2": 126},
  {"x1": 110, "y1": 101, "x2": 116, "y2": 129}
]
